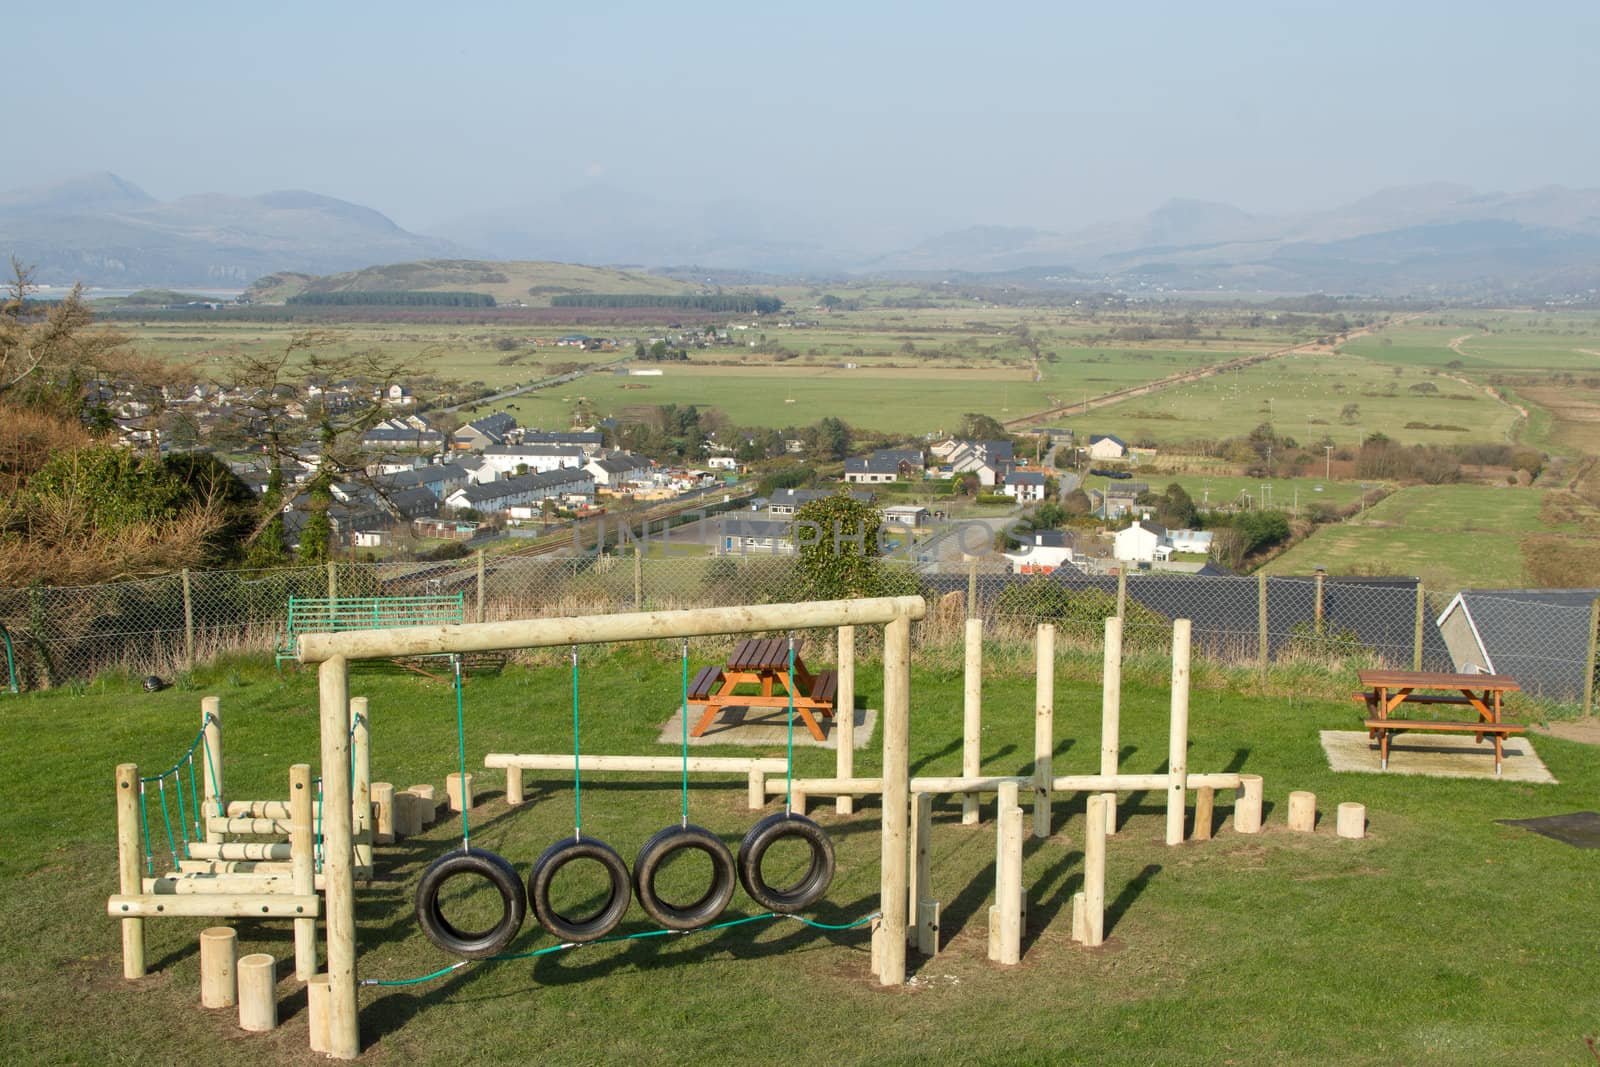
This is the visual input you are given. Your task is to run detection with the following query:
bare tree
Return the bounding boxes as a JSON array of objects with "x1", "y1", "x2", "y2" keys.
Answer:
[{"x1": 0, "y1": 258, "x2": 132, "y2": 412}]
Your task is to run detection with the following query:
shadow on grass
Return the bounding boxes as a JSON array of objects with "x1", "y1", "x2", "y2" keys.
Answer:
[{"x1": 1105, "y1": 863, "x2": 1161, "y2": 937}]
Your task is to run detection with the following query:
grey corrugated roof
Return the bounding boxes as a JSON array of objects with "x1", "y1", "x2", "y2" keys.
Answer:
[
  {"x1": 455, "y1": 468, "x2": 595, "y2": 504},
  {"x1": 1453, "y1": 588, "x2": 1598, "y2": 701}
]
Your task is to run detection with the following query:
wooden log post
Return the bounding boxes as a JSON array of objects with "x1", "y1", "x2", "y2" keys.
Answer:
[
  {"x1": 746, "y1": 770, "x2": 764, "y2": 810},
  {"x1": 1100, "y1": 615, "x2": 1123, "y2": 835},
  {"x1": 1166, "y1": 619, "x2": 1192, "y2": 846},
  {"x1": 790, "y1": 789, "x2": 808, "y2": 816},
  {"x1": 994, "y1": 780, "x2": 1025, "y2": 927},
  {"x1": 1115, "y1": 567, "x2": 1127, "y2": 620},
  {"x1": 238, "y1": 953, "x2": 277, "y2": 1032},
  {"x1": 505, "y1": 768, "x2": 525, "y2": 807},
  {"x1": 1313, "y1": 567, "x2": 1326, "y2": 635},
  {"x1": 115, "y1": 763, "x2": 146, "y2": 979},
  {"x1": 1583, "y1": 595, "x2": 1599, "y2": 718},
  {"x1": 201, "y1": 697, "x2": 223, "y2": 844},
  {"x1": 200, "y1": 926, "x2": 238, "y2": 1009},
  {"x1": 1288, "y1": 790, "x2": 1317, "y2": 833},
  {"x1": 316, "y1": 655, "x2": 359, "y2": 1059},
  {"x1": 306, "y1": 974, "x2": 331, "y2": 1054},
  {"x1": 407, "y1": 784, "x2": 437, "y2": 827},
  {"x1": 836, "y1": 624, "x2": 856, "y2": 815},
  {"x1": 1071, "y1": 891, "x2": 1088, "y2": 943},
  {"x1": 182, "y1": 567, "x2": 196, "y2": 668},
  {"x1": 446, "y1": 772, "x2": 474, "y2": 813},
  {"x1": 962, "y1": 616, "x2": 984, "y2": 825},
  {"x1": 1083, "y1": 793, "x2": 1108, "y2": 947},
  {"x1": 908, "y1": 792, "x2": 937, "y2": 954},
  {"x1": 476, "y1": 548, "x2": 486, "y2": 623},
  {"x1": 289, "y1": 763, "x2": 317, "y2": 981},
  {"x1": 1257, "y1": 572, "x2": 1269, "y2": 676},
  {"x1": 1034, "y1": 623, "x2": 1055, "y2": 838},
  {"x1": 1413, "y1": 583, "x2": 1426, "y2": 671},
  {"x1": 326, "y1": 560, "x2": 337, "y2": 601},
  {"x1": 1336, "y1": 802, "x2": 1366, "y2": 839},
  {"x1": 392, "y1": 792, "x2": 422, "y2": 838},
  {"x1": 1192, "y1": 786, "x2": 1215, "y2": 842},
  {"x1": 1235, "y1": 774, "x2": 1264, "y2": 834},
  {"x1": 349, "y1": 696, "x2": 371, "y2": 874},
  {"x1": 878, "y1": 615, "x2": 911, "y2": 987},
  {"x1": 371, "y1": 782, "x2": 395, "y2": 844},
  {"x1": 996, "y1": 803, "x2": 1024, "y2": 965}
]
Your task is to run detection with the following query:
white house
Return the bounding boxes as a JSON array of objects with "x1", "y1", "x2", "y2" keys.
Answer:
[
  {"x1": 883, "y1": 505, "x2": 929, "y2": 527},
  {"x1": 585, "y1": 452, "x2": 651, "y2": 489},
  {"x1": 707, "y1": 456, "x2": 739, "y2": 471},
  {"x1": 477, "y1": 445, "x2": 587, "y2": 482},
  {"x1": 1113, "y1": 518, "x2": 1168, "y2": 563},
  {"x1": 717, "y1": 517, "x2": 795, "y2": 556},
  {"x1": 446, "y1": 468, "x2": 595, "y2": 514},
  {"x1": 843, "y1": 453, "x2": 901, "y2": 484},
  {"x1": 1004, "y1": 530, "x2": 1078, "y2": 575},
  {"x1": 1087, "y1": 434, "x2": 1129, "y2": 461},
  {"x1": 1002, "y1": 470, "x2": 1048, "y2": 503}
]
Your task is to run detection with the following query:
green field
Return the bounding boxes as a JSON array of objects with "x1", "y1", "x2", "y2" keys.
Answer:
[
  {"x1": 3, "y1": 646, "x2": 1597, "y2": 1064},
  {"x1": 1264, "y1": 484, "x2": 1594, "y2": 590},
  {"x1": 1078, "y1": 472, "x2": 1375, "y2": 515}
]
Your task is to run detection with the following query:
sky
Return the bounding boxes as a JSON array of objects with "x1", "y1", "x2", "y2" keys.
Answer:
[{"x1": 7, "y1": 0, "x2": 1598, "y2": 241}]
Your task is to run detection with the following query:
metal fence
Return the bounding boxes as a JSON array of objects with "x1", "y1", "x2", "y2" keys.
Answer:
[{"x1": 2, "y1": 554, "x2": 1596, "y2": 709}]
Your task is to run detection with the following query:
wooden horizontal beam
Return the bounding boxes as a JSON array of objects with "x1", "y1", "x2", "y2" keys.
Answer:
[
  {"x1": 486, "y1": 753, "x2": 787, "y2": 774},
  {"x1": 207, "y1": 816, "x2": 293, "y2": 836},
  {"x1": 187, "y1": 841, "x2": 293, "y2": 862},
  {"x1": 107, "y1": 893, "x2": 319, "y2": 918},
  {"x1": 763, "y1": 771, "x2": 1246, "y2": 796},
  {"x1": 297, "y1": 596, "x2": 927, "y2": 663}
]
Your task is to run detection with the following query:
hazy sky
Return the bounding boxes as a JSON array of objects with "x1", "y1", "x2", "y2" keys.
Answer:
[{"x1": 8, "y1": 0, "x2": 1597, "y2": 237}]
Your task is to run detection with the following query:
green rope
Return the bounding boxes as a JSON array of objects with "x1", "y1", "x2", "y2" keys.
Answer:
[
  {"x1": 141, "y1": 721, "x2": 212, "y2": 781},
  {"x1": 453, "y1": 656, "x2": 470, "y2": 852},
  {"x1": 173, "y1": 758, "x2": 192, "y2": 860},
  {"x1": 199, "y1": 716, "x2": 224, "y2": 817},
  {"x1": 185, "y1": 749, "x2": 202, "y2": 842},
  {"x1": 679, "y1": 640, "x2": 689, "y2": 829},
  {"x1": 570, "y1": 646, "x2": 582, "y2": 841},
  {"x1": 359, "y1": 910, "x2": 881, "y2": 988},
  {"x1": 155, "y1": 776, "x2": 178, "y2": 869},
  {"x1": 138, "y1": 781, "x2": 154, "y2": 876},
  {"x1": 785, "y1": 633, "x2": 796, "y2": 814}
]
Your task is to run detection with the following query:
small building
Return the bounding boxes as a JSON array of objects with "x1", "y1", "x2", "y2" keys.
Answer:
[
  {"x1": 768, "y1": 488, "x2": 876, "y2": 516},
  {"x1": 717, "y1": 517, "x2": 795, "y2": 556},
  {"x1": 1002, "y1": 470, "x2": 1048, "y2": 503},
  {"x1": 883, "y1": 505, "x2": 929, "y2": 528},
  {"x1": 585, "y1": 452, "x2": 652, "y2": 489},
  {"x1": 445, "y1": 468, "x2": 596, "y2": 515},
  {"x1": 1004, "y1": 530, "x2": 1079, "y2": 575},
  {"x1": 477, "y1": 444, "x2": 586, "y2": 481},
  {"x1": 1087, "y1": 434, "x2": 1129, "y2": 461},
  {"x1": 451, "y1": 412, "x2": 519, "y2": 451},
  {"x1": 1113, "y1": 517, "x2": 1168, "y2": 563},
  {"x1": 707, "y1": 456, "x2": 739, "y2": 471}
]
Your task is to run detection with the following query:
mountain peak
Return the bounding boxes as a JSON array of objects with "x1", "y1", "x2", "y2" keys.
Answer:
[{"x1": 0, "y1": 171, "x2": 153, "y2": 215}]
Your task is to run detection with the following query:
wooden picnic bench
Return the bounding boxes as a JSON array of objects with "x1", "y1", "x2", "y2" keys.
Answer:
[
  {"x1": 275, "y1": 593, "x2": 466, "y2": 678},
  {"x1": 1353, "y1": 669, "x2": 1524, "y2": 775},
  {"x1": 689, "y1": 637, "x2": 838, "y2": 742}
]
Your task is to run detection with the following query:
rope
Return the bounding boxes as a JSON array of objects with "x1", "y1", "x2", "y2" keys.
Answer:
[
  {"x1": 155, "y1": 777, "x2": 178, "y2": 868},
  {"x1": 198, "y1": 715, "x2": 224, "y2": 817},
  {"x1": 570, "y1": 646, "x2": 582, "y2": 841},
  {"x1": 185, "y1": 748, "x2": 202, "y2": 842},
  {"x1": 679, "y1": 639, "x2": 689, "y2": 829},
  {"x1": 138, "y1": 781, "x2": 154, "y2": 876},
  {"x1": 453, "y1": 655, "x2": 469, "y2": 852},
  {"x1": 785, "y1": 633, "x2": 796, "y2": 815},
  {"x1": 359, "y1": 910, "x2": 882, "y2": 988},
  {"x1": 173, "y1": 758, "x2": 192, "y2": 860}
]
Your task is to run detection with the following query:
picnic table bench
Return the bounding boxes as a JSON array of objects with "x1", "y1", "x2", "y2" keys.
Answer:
[
  {"x1": 688, "y1": 637, "x2": 838, "y2": 742},
  {"x1": 1352, "y1": 669, "x2": 1524, "y2": 775},
  {"x1": 275, "y1": 593, "x2": 466, "y2": 677}
]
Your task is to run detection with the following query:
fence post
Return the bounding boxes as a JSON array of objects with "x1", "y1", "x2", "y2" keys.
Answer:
[
  {"x1": 181, "y1": 568, "x2": 195, "y2": 667},
  {"x1": 967, "y1": 558, "x2": 978, "y2": 619},
  {"x1": 634, "y1": 545, "x2": 644, "y2": 610},
  {"x1": 1313, "y1": 566, "x2": 1325, "y2": 636},
  {"x1": 1116, "y1": 568, "x2": 1127, "y2": 619},
  {"x1": 1584, "y1": 595, "x2": 1599, "y2": 718},
  {"x1": 1412, "y1": 583, "x2": 1426, "y2": 671},
  {"x1": 475, "y1": 550, "x2": 486, "y2": 623},
  {"x1": 326, "y1": 561, "x2": 337, "y2": 601},
  {"x1": 1257, "y1": 572, "x2": 1269, "y2": 673}
]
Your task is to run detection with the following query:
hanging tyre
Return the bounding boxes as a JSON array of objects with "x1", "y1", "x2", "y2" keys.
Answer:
[
  {"x1": 528, "y1": 835, "x2": 631, "y2": 942},
  {"x1": 632, "y1": 824, "x2": 737, "y2": 931},
  {"x1": 414, "y1": 848, "x2": 526, "y2": 958},
  {"x1": 737, "y1": 811, "x2": 835, "y2": 913}
]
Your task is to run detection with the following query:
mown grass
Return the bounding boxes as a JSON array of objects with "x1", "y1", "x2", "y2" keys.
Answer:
[{"x1": 1, "y1": 638, "x2": 1597, "y2": 1065}]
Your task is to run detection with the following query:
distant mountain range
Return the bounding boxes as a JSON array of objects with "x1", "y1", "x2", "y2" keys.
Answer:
[
  {"x1": 0, "y1": 172, "x2": 468, "y2": 288},
  {"x1": 6, "y1": 172, "x2": 1600, "y2": 297}
]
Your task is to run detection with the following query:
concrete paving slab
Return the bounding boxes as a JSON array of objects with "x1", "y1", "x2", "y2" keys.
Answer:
[
  {"x1": 658, "y1": 703, "x2": 877, "y2": 750},
  {"x1": 1319, "y1": 729, "x2": 1556, "y2": 784}
]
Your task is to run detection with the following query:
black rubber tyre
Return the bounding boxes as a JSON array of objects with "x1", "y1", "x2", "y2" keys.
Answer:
[
  {"x1": 737, "y1": 811, "x2": 835, "y2": 914},
  {"x1": 414, "y1": 848, "x2": 526, "y2": 958},
  {"x1": 528, "y1": 835, "x2": 631, "y2": 942},
  {"x1": 632, "y1": 824, "x2": 737, "y2": 931}
]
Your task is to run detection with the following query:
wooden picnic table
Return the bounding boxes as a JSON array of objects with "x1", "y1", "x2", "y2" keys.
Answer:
[
  {"x1": 1354, "y1": 669, "x2": 1524, "y2": 775},
  {"x1": 687, "y1": 638, "x2": 839, "y2": 743}
]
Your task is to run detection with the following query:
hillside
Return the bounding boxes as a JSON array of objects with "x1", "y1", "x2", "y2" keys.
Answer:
[{"x1": 244, "y1": 259, "x2": 698, "y2": 306}]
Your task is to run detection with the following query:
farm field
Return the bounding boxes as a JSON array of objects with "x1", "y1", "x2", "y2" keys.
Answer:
[
  {"x1": 2, "y1": 648, "x2": 1597, "y2": 1064},
  {"x1": 1077, "y1": 471, "x2": 1375, "y2": 515},
  {"x1": 1263, "y1": 484, "x2": 1596, "y2": 591}
]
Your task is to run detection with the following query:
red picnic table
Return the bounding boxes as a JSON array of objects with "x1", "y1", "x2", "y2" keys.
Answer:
[{"x1": 687, "y1": 638, "x2": 839, "y2": 742}]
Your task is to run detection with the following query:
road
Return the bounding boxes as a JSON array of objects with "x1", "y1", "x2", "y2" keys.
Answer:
[{"x1": 439, "y1": 356, "x2": 632, "y2": 415}]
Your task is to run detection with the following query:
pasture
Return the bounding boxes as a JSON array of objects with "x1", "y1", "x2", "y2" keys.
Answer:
[{"x1": 2, "y1": 639, "x2": 1597, "y2": 1064}]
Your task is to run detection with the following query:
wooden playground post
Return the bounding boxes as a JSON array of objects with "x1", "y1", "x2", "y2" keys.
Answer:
[
  {"x1": 476, "y1": 549, "x2": 486, "y2": 623},
  {"x1": 962, "y1": 616, "x2": 983, "y2": 825},
  {"x1": 115, "y1": 763, "x2": 145, "y2": 979},
  {"x1": 1083, "y1": 793, "x2": 1108, "y2": 947},
  {"x1": 238, "y1": 953, "x2": 277, "y2": 1032},
  {"x1": 200, "y1": 926, "x2": 237, "y2": 1009},
  {"x1": 316, "y1": 655, "x2": 358, "y2": 1059},
  {"x1": 182, "y1": 568, "x2": 195, "y2": 667},
  {"x1": 201, "y1": 697, "x2": 223, "y2": 844},
  {"x1": 1166, "y1": 620, "x2": 1191, "y2": 846},
  {"x1": 350, "y1": 696, "x2": 371, "y2": 875},
  {"x1": 995, "y1": 802, "x2": 1024, "y2": 965},
  {"x1": 1100, "y1": 616, "x2": 1122, "y2": 835},
  {"x1": 290, "y1": 763, "x2": 317, "y2": 981},
  {"x1": 835, "y1": 625, "x2": 855, "y2": 815},
  {"x1": 1033, "y1": 623, "x2": 1055, "y2": 838},
  {"x1": 1235, "y1": 774, "x2": 1264, "y2": 834},
  {"x1": 878, "y1": 614, "x2": 911, "y2": 987}
]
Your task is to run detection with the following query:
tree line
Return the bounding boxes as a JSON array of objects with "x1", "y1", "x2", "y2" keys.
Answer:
[
  {"x1": 551, "y1": 293, "x2": 783, "y2": 314},
  {"x1": 286, "y1": 291, "x2": 497, "y2": 307}
]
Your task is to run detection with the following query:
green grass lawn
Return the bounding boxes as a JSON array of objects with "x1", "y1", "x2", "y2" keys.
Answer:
[
  {"x1": 1265, "y1": 483, "x2": 1596, "y2": 590},
  {"x1": 2, "y1": 642, "x2": 1597, "y2": 1064}
]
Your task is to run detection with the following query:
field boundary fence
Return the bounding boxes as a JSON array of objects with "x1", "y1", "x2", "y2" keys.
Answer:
[{"x1": 1, "y1": 553, "x2": 1595, "y2": 711}]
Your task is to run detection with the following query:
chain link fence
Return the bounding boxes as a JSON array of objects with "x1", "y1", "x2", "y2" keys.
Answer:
[{"x1": 2, "y1": 553, "x2": 1596, "y2": 709}]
